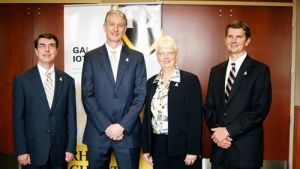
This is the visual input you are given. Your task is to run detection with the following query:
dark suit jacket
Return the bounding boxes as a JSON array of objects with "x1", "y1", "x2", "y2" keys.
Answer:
[
  {"x1": 204, "y1": 55, "x2": 272, "y2": 168},
  {"x1": 81, "y1": 44, "x2": 147, "y2": 148},
  {"x1": 141, "y1": 70, "x2": 202, "y2": 157},
  {"x1": 12, "y1": 66, "x2": 77, "y2": 166}
]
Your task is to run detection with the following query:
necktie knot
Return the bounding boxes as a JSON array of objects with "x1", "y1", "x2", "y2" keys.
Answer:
[
  {"x1": 111, "y1": 50, "x2": 116, "y2": 56},
  {"x1": 46, "y1": 71, "x2": 52, "y2": 82}
]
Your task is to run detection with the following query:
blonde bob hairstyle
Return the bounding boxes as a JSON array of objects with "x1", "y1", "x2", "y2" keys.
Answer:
[{"x1": 155, "y1": 36, "x2": 178, "y2": 53}]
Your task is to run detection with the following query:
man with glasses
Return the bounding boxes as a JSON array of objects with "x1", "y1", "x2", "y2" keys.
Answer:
[
  {"x1": 81, "y1": 9, "x2": 147, "y2": 169},
  {"x1": 12, "y1": 33, "x2": 77, "y2": 169}
]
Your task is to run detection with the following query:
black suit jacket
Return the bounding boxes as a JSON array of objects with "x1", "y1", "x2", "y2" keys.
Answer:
[
  {"x1": 141, "y1": 70, "x2": 203, "y2": 157},
  {"x1": 12, "y1": 66, "x2": 77, "y2": 166},
  {"x1": 204, "y1": 55, "x2": 272, "y2": 168}
]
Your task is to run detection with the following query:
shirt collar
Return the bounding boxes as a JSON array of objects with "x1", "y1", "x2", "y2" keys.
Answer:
[
  {"x1": 37, "y1": 64, "x2": 54, "y2": 76},
  {"x1": 105, "y1": 43, "x2": 122, "y2": 56},
  {"x1": 229, "y1": 52, "x2": 247, "y2": 68},
  {"x1": 153, "y1": 66, "x2": 181, "y2": 84}
]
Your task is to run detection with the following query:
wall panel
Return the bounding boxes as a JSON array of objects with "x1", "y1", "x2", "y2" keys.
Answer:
[
  {"x1": 0, "y1": 3, "x2": 65, "y2": 152},
  {"x1": 0, "y1": 4, "x2": 34, "y2": 152},
  {"x1": 33, "y1": 4, "x2": 65, "y2": 70}
]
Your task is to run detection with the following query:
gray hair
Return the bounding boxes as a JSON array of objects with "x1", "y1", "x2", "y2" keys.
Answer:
[{"x1": 104, "y1": 9, "x2": 127, "y2": 27}]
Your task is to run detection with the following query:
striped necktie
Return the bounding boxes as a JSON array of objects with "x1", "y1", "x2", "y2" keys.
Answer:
[
  {"x1": 225, "y1": 63, "x2": 236, "y2": 104},
  {"x1": 44, "y1": 71, "x2": 54, "y2": 108}
]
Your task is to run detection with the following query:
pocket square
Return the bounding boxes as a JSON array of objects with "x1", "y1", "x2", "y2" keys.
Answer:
[
  {"x1": 125, "y1": 58, "x2": 129, "y2": 62},
  {"x1": 244, "y1": 71, "x2": 247, "y2": 75},
  {"x1": 60, "y1": 77, "x2": 63, "y2": 81}
]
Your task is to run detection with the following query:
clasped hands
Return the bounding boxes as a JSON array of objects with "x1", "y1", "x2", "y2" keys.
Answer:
[
  {"x1": 211, "y1": 127, "x2": 232, "y2": 149},
  {"x1": 105, "y1": 123, "x2": 124, "y2": 141}
]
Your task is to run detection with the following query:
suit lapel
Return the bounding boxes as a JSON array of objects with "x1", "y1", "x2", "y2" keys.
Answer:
[
  {"x1": 30, "y1": 66, "x2": 50, "y2": 110},
  {"x1": 51, "y1": 68, "x2": 63, "y2": 111},
  {"x1": 148, "y1": 80, "x2": 158, "y2": 104},
  {"x1": 226, "y1": 55, "x2": 251, "y2": 105},
  {"x1": 97, "y1": 45, "x2": 116, "y2": 86},
  {"x1": 115, "y1": 46, "x2": 130, "y2": 91}
]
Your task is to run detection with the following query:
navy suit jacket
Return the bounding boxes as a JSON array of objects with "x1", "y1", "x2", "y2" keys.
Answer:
[
  {"x1": 204, "y1": 55, "x2": 272, "y2": 168},
  {"x1": 81, "y1": 44, "x2": 147, "y2": 148},
  {"x1": 12, "y1": 66, "x2": 77, "y2": 166},
  {"x1": 141, "y1": 70, "x2": 203, "y2": 157}
]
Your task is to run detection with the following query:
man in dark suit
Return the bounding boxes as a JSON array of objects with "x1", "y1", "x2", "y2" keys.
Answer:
[
  {"x1": 204, "y1": 20, "x2": 272, "y2": 169},
  {"x1": 81, "y1": 9, "x2": 147, "y2": 169},
  {"x1": 12, "y1": 33, "x2": 77, "y2": 169}
]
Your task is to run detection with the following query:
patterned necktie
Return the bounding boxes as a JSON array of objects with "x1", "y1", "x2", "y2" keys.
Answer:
[
  {"x1": 44, "y1": 71, "x2": 54, "y2": 108},
  {"x1": 110, "y1": 50, "x2": 118, "y2": 82},
  {"x1": 225, "y1": 63, "x2": 236, "y2": 104}
]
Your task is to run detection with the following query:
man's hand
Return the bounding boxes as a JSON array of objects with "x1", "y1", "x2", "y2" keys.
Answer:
[
  {"x1": 184, "y1": 154, "x2": 197, "y2": 166},
  {"x1": 65, "y1": 152, "x2": 74, "y2": 163},
  {"x1": 143, "y1": 153, "x2": 153, "y2": 166},
  {"x1": 18, "y1": 154, "x2": 31, "y2": 166},
  {"x1": 211, "y1": 127, "x2": 229, "y2": 144},
  {"x1": 217, "y1": 136, "x2": 233, "y2": 149},
  {"x1": 105, "y1": 123, "x2": 125, "y2": 140}
]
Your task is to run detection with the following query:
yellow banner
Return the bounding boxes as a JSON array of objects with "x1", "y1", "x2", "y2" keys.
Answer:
[{"x1": 68, "y1": 145, "x2": 153, "y2": 169}]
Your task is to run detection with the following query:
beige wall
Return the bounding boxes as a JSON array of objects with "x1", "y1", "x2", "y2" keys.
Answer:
[{"x1": 296, "y1": 0, "x2": 300, "y2": 105}]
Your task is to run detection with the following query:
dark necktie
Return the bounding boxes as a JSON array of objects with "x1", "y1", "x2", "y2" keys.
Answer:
[{"x1": 225, "y1": 63, "x2": 236, "y2": 104}]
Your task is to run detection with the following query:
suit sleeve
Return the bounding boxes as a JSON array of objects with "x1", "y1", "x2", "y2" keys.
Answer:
[
  {"x1": 12, "y1": 76, "x2": 28, "y2": 156},
  {"x1": 226, "y1": 65, "x2": 272, "y2": 137},
  {"x1": 118, "y1": 54, "x2": 147, "y2": 133},
  {"x1": 204, "y1": 68, "x2": 221, "y2": 133},
  {"x1": 66, "y1": 78, "x2": 77, "y2": 153},
  {"x1": 186, "y1": 75, "x2": 203, "y2": 155},
  {"x1": 81, "y1": 53, "x2": 112, "y2": 134}
]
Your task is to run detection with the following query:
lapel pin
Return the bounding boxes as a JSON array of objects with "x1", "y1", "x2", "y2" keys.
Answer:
[
  {"x1": 125, "y1": 58, "x2": 129, "y2": 62},
  {"x1": 175, "y1": 83, "x2": 178, "y2": 87},
  {"x1": 244, "y1": 71, "x2": 247, "y2": 75},
  {"x1": 60, "y1": 77, "x2": 63, "y2": 81}
]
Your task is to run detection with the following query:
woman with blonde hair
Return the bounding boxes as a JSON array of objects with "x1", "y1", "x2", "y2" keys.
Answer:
[{"x1": 141, "y1": 36, "x2": 203, "y2": 169}]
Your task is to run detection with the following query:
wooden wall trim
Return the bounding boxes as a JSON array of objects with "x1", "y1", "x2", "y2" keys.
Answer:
[
  {"x1": 294, "y1": 106, "x2": 300, "y2": 169},
  {"x1": 0, "y1": 0, "x2": 294, "y2": 7}
]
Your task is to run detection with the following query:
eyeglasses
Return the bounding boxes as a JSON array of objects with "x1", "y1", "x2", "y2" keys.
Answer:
[
  {"x1": 38, "y1": 44, "x2": 56, "y2": 50},
  {"x1": 158, "y1": 52, "x2": 176, "y2": 57},
  {"x1": 108, "y1": 22, "x2": 125, "y2": 29}
]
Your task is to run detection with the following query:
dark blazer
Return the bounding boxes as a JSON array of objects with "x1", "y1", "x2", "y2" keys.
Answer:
[
  {"x1": 204, "y1": 55, "x2": 272, "y2": 168},
  {"x1": 141, "y1": 70, "x2": 202, "y2": 157},
  {"x1": 81, "y1": 44, "x2": 147, "y2": 148},
  {"x1": 12, "y1": 66, "x2": 77, "y2": 166}
]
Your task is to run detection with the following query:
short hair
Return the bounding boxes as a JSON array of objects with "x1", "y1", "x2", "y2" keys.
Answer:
[
  {"x1": 225, "y1": 20, "x2": 251, "y2": 39},
  {"x1": 34, "y1": 33, "x2": 59, "y2": 49},
  {"x1": 155, "y1": 36, "x2": 179, "y2": 53},
  {"x1": 104, "y1": 9, "x2": 127, "y2": 27}
]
